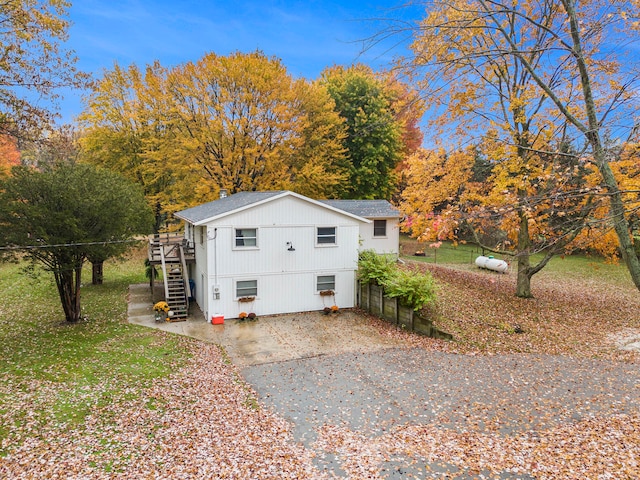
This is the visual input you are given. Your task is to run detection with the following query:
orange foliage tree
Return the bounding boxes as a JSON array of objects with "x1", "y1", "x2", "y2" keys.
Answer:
[
  {"x1": 392, "y1": 0, "x2": 640, "y2": 294},
  {"x1": 0, "y1": 135, "x2": 20, "y2": 175}
]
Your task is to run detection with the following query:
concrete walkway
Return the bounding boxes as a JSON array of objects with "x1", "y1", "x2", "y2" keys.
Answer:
[{"x1": 127, "y1": 283, "x2": 405, "y2": 366}]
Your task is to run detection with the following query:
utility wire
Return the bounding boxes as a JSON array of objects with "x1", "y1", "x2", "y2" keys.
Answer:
[{"x1": 0, "y1": 239, "x2": 143, "y2": 251}]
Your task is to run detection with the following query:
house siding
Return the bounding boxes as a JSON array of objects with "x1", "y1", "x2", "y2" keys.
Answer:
[
  {"x1": 198, "y1": 196, "x2": 361, "y2": 320},
  {"x1": 358, "y1": 217, "x2": 400, "y2": 255},
  {"x1": 192, "y1": 225, "x2": 209, "y2": 317}
]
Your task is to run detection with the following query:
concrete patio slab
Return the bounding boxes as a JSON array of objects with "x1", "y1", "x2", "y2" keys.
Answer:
[{"x1": 127, "y1": 283, "x2": 405, "y2": 366}]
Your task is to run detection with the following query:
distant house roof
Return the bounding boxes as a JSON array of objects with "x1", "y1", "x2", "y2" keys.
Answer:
[
  {"x1": 319, "y1": 199, "x2": 399, "y2": 219},
  {"x1": 174, "y1": 191, "x2": 371, "y2": 225}
]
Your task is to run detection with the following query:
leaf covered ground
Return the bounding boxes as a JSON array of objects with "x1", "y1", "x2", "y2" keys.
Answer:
[
  {"x1": 414, "y1": 261, "x2": 640, "y2": 362},
  {"x1": 1, "y1": 255, "x2": 639, "y2": 478}
]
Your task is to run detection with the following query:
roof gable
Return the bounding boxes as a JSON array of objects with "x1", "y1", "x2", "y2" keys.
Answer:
[{"x1": 174, "y1": 191, "x2": 371, "y2": 225}]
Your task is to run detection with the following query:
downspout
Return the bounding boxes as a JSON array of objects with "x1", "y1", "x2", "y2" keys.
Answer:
[{"x1": 212, "y1": 227, "x2": 218, "y2": 286}]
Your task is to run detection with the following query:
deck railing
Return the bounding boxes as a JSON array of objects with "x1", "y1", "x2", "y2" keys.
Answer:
[{"x1": 148, "y1": 233, "x2": 194, "y2": 263}]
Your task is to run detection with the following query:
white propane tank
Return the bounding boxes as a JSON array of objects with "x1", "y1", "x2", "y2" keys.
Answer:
[{"x1": 475, "y1": 255, "x2": 508, "y2": 273}]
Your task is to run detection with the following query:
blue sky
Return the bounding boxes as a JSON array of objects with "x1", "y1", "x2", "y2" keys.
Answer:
[{"x1": 59, "y1": 0, "x2": 420, "y2": 124}]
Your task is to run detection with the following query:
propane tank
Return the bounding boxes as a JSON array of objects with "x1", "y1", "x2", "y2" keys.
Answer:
[{"x1": 475, "y1": 255, "x2": 508, "y2": 273}]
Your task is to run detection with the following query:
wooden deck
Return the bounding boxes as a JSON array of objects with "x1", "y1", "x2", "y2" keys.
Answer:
[{"x1": 148, "y1": 232, "x2": 195, "y2": 265}]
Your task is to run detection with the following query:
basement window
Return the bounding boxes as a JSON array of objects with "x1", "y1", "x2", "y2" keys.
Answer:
[
  {"x1": 236, "y1": 279, "x2": 258, "y2": 298},
  {"x1": 316, "y1": 275, "x2": 336, "y2": 292}
]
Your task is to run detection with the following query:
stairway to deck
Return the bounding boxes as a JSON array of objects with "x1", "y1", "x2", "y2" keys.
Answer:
[
  {"x1": 150, "y1": 235, "x2": 192, "y2": 322},
  {"x1": 164, "y1": 259, "x2": 188, "y2": 320}
]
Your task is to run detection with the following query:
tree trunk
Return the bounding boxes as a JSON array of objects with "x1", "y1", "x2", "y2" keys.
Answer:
[
  {"x1": 92, "y1": 261, "x2": 104, "y2": 285},
  {"x1": 592, "y1": 142, "x2": 640, "y2": 289},
  {"x1": 55, "y1": 265, "x2": 83, "y2": 322},
  {"x1": 562, "y1": 0, "x2": 640, "y2": 290},
  {"x1": 515, "y1": 211, "x2": 534, "y2": 298}
]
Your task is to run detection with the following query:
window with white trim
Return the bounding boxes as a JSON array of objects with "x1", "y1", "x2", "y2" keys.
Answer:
[
  {"x1": 236, "y1": 279, "x2": 257, "y2": 298},
  {"x1": 317, "y1": 226, "x2": 337, "y2": 245},
  {"x1": 373, "y1": 219, "x2": 387, "y2": 237},
  {"x1": 235, "y1": 228, "x2": 257, "y2": 247},
  {"x1": 317, "y1": 275, "x2": 336, "y2": 291}
]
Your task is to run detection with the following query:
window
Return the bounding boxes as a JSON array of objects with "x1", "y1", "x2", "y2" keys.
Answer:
[
  {"x1": 235, "y1": 228, "x2": 257, "y2": 247},
  {"x1": 236, "y1": 280, "x2": 257, "y2": 298},
  {"x1": 373, "y1": 219, "x2": 387, "y2": 237},
  {"x1": 317, "y1": 226, "x2": 337, "y2": 245},
  {"x1": 317, "y1": 275, "x2": 336, "y2": 291},
  {"x1": 199, "y1": 226, "x2": 205, "y2": 245}
]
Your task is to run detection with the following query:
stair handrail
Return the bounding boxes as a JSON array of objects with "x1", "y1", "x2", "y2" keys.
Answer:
[
  {"x1": 159, "y1": 246, "x2": 170, "y2": 303},
  {"x1": 179, "y1": 244, "x2": 190, "y2": 310}
]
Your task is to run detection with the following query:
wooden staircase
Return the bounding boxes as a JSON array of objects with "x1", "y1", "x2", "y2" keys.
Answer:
[
  {"x1": 162, "y1": 255, "x2": 189, "y2": 321},
  {"x1": 158, "y1": 242, "x2": 191, "y2": 321}
]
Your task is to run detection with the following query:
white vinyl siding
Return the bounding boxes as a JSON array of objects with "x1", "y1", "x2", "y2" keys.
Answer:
[
  {"x1": 200, "y1": 195, "x2": 364, "y2": 319},
  {"x1": 317, "y1": 226, "x2": 337, "y2": 245},
  {"x1": 316, "y1": 274, "x2": 336, "y2": 291}
]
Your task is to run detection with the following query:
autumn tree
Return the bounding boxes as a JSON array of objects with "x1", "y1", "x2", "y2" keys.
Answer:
[
  {"x1": 0, "y1": 135, "x2": 20, "y2": 175},
  {"x1": 19, "y1": 125, "x2": 81, "y2": 168},
  {"x1": 321, "y1": 65, "x2": 404, "y2": 200},
  {"x1": 391, "y1": 0, "x2": 640, "y2": 293},
  {"x1": 78, "y1": 63, "x2": 171, "y2": 230},
  {"x1": 0, "y1": 163, "x2": 153, "y2": 322},
  {"x1": 0, "y1": 0, "x2": 88, "y2": 139},
  {"x1": 80, "y1": 52, "x2": 348, "y2": 219},
  {"x1": 380, "y1": 71, "x2": 426, "y2": 203}
]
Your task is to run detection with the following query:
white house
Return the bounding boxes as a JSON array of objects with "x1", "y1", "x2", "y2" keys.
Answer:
[
  {"x1": 319, "y1": 199, "x2": 400, "y2": 255},
  {"x1": 173, "y1": 190, "x2": 399, "y2": 321}
]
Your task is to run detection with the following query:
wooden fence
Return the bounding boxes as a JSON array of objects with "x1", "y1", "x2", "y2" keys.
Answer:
[{"x1": 357, "y1": 281, "x2": 452, "y2": 340}]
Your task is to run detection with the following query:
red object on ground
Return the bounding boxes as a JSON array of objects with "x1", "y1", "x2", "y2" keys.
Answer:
[{"x1": 211, "y1": 315, "x2": 224, "y2": 325}]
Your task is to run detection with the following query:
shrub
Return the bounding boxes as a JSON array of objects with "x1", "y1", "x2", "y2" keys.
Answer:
[
  {"x1": 384, "y1": 268, "x2": 438, "y2": 311},
  {"x1": 357, "y1": 249, "x2": 395, "y2": 285},
  {"x1": 358, "y1": 250, "x2": 438, "y2": 311}
]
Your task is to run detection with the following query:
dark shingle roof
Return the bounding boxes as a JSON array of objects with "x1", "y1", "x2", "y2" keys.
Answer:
[
  {"x1": 319, "y1": 199, "x2": 399, "y2": 219},
  {"x1": 175, "y1": 191, "x2": 397, "y2": 225}
]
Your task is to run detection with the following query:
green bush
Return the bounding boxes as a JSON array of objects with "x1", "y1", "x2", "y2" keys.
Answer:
[
  {"x1": 358, "y1": 250, "x2": 438, "y2": 311},
  {"x1": 357, "y1": 249, "x2": 395, "y2": 285},
  {"x1": 384, "y1": 268, "x2": 438, "y2": 311}
]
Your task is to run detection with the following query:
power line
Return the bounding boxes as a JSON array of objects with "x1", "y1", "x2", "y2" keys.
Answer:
[{"x1": 0, "y1": 239, "x2": 143, "y2": 251}]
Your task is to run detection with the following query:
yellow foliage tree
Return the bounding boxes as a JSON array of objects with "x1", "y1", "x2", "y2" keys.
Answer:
[
  {"x1": 79, "y1": 52, "x2": 348, "y2": 225},
  {"x1": 393, "y1": 0, "x2": 640, "y2": 294},
  {"x1": 0, "y1": 0, "x2": 89, "y2": 139}
]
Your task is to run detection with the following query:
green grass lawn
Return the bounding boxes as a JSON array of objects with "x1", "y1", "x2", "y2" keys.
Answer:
[
  {"x1": 0, "y1": 248, "x2": 191, "y2": 454},
  {"x1": 401, "y1": 234, "x2": 633, "y2": 286},
  {"x1": 2, "y1": 238, "x2": 637, "y2": 462}
]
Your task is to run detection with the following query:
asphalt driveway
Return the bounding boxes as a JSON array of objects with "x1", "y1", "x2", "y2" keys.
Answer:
[
  {"x1": 243, "y1": 348, "x2": 640, "y2": 478},
  {"x1": 128, "y1": 284, "x2": 640, "y2": 478}
]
